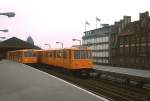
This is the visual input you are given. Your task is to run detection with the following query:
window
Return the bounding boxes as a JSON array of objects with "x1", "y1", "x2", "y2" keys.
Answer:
[
  {"x1": 81, "y1": 50, "x2": 88, "y2": 59},
  {"x1": 54, "y1": 51, "x2": 56, "y2": 58},
  {"x1": 63, "y1": 50, "x2": 67, "y2": 58},
  {"x1": 74, "y1": 51, "x2": 80, "y2": 59},
  {"x1": 44, "y1": 52, "x2": 47, "y2": 57},
  {"x1": 74, "y1": 50, "x2": 92, "y2": 59},
  {"x1": 24, "y1": 51, "x2": 33, "y2": 57},
  {"x1": 131, "y1": 36, "x2": 135, "y2": 44},
  {"x1": 56, "y1": 51, "x2": 63, "y2": 58},
  {"x1": 124, "y1": 37, "x2": 129, "y2": 45},
  {"x1": 48, "y1": 52, "x2": 53, "y2": 57},
  {"x1": 148, "y1": 46, "x2": 150, "y2": 56},
  {"x1": 16, "y1": 53, "x2": 22, "y2": 59},
  {"x1": 39, "y1": 52, "x2": 43, "y2": 58},
  {"x1": 148, "y1": 22, "x2": 150, "y2": 29},
  {"x1": 141, "y1": 37, "x2": 146, "y2": 43}
]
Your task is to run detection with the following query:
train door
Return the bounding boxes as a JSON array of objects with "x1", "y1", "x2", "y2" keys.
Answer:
[
  {"x1": 62, "y1": 49, "x2": 68, "y2": 68},
  {"x1": 45, "y1": 51, "x2": 49, "y2": 64},
  {"x1": 59, "y1": 50, "x2": 64, "y2": 67},
  {"x1": 17, "y1": 51, "x2": 22, "y2": 62},
  {"x1": 47, "y1": 51, "x2": 52, "y2": 65},
  {"x1": 53, "y1": 50, "x2": 57, "y2": 66},
  {"x1": 15, "y1": 51, "x2": 19, "y2": 62},
  {"x1": 56, "y1": 50, "x2": 63, "y2": 67}
]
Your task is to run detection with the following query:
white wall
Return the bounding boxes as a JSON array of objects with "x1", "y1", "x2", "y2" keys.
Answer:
[{"x1": 83, "y1": 35, "x2": 110, "y2": 64}]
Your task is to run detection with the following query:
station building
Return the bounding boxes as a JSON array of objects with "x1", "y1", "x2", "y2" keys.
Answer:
[
  {"x1": 0, "y1": 37, "x2": 40, "y2": 59},
  {"x1": 82, "y1": 25, "x2": 112, "y2": 65}
]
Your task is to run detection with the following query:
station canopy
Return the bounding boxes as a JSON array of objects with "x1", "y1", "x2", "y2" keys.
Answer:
[{"x1": 0, "y1": 37, "x2": 40, "y2": 58}]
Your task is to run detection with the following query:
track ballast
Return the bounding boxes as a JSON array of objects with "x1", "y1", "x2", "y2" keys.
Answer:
[{"x1": 28, "y1": 63, "x2": 150, "y2": 101}]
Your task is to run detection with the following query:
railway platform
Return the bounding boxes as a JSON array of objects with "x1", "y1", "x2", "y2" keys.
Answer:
[
  {"x1": 0, "y1": 59, "x2": 109, "y2": 101},
  {"x1": 94, "y1": 65, "x2": 150, "y2": 84}
]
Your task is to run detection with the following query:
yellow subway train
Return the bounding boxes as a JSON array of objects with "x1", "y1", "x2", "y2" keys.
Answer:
[{"x1": 7, "y1": 47, "x2": 97, "y2": 76}]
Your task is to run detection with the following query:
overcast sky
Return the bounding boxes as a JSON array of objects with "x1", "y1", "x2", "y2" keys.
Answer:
[{"x1": 0, "y1": 0, "x2": 150, "y2": 49}]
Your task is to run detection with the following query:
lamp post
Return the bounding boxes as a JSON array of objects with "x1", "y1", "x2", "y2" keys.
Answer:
[
  {"x1": 44, "y1": 44, "x2": 51, "y2": 49},
  {"x1": 56, "y1": 42, "x2": 63, "y2": 48},
  {"x1": 72, "y1": 38, "x2": 81, "y2": 46},
  {"x1": 0, "y1": 12, "x2": 15, "y2": 39}
]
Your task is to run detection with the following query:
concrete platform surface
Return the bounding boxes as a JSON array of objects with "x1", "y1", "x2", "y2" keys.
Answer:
[
  {"x1": 94, "y1": 65, "x2": 150, "y2": 79},
  {"x1": 0, "y1": 60, "x2": 108, "y2": 101}
]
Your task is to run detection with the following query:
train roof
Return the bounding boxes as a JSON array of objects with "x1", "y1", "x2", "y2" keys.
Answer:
[
  {"x1": 7, "y1": 46, "x2": 92, "y2": 53},
  {"x1": 8, "y1": 49, "x2": 39, "y2": 52},
  {"x1": 43, "y1": 46, "x2": 92, "y2": 51}
]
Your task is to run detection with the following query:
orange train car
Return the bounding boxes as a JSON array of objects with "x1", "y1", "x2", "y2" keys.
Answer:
[
  {"x1": 33, "y1": 50, "x2": 44, "y2": 63},
  {"x1": 39, "y1": 47, "x2": 94, "y2": 76},
  {"x1": 7, "y1": 49, "x2": 37, "y2": 64}
]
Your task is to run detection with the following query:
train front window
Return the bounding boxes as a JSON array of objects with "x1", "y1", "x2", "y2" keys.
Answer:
[
  {"x1": 81, "y1": 50, "x2": 88, "y2": 59},
  {"x1": 74, "y1": 50, "x2": 92, "y2": 59},
  {"x1": 24, "y1": 51, "x2": 33, "y2": 57}
]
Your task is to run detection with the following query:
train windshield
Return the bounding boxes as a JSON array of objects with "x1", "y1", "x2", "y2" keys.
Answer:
[
  {"x1": 24, "y1": 51, "x2": 34, "y2": 57},
  {"x1": 74, "y1": 50, "x2": 92, "y2": 59}
]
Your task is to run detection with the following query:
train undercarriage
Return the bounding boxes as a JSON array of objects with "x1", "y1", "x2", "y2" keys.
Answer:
[{"x1": 27, "y1": 63, "x2": 99, "y2": 78}]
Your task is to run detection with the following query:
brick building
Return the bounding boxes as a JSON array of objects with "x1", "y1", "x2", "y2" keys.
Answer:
[{"x1": 111, "y1": 11, "x2": 150, "y2": 69}]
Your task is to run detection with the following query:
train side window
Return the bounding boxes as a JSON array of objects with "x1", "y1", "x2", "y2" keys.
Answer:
[
  {"x1": 43, "y1": 52, "x2": 46, "y2": 57},
  {"x1": 18, "y1": 54, "x2": 22, "y2": 58},
  {"x1": 54, "y1": 51, "x2": 56, "y2": 58},
  {"x1": 45, "y1": 52, "x2": 48, "y2": 57},
  {"x1": 48, "y1": 52, "x2": 52, "y2": 57},
  {"x1": 24, "y1": 51, "x2": 33, "y2": 57},
  {"x1": 16, "y1": 54, "x2": 20, "y2": 59},
  {"x1": 81, "y1": 50, "x2": 88, "y2": 59},
  {"x1": 55, "y1": 50, "x2": 62, "y2": 58},
  {"x1": 57, "y1": 51, "x2": 60, "y2": 58},
  {"x1": 74, "y1": 50, "x2": 92, "y2": 59},
  {"x1": 39, "y1": 53, "x2": 43, "y2": 58},
  {"x1": 60, "y1": 51, "x2": 63, "y2": 58},
  {"x1": 51, "y1": 52, "x2": 52, "y2": 57},
  {"x1": 33, "y1": 53, "x2": 36, "y2": 57},
  {"x1": 74, "y1": 51, "x2": 81, "y2": 59},
  {"x1": 63, "y1": 50, "x2": 67, "y2": 58}
]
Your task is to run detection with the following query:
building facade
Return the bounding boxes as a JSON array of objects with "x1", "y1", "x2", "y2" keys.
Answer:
[
  {"x1": 82, "y1": 25, "x2": 112, "y2": 65},
  {"x1": 111, "y1": 11, "x2": 150, "y2": 69},
  {"x1": 110, "y1": 16, "x2": 131, "y2": 66}
]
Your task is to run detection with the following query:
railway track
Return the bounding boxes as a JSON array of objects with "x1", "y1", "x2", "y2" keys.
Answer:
[{"x1": 28, "y1": 63, "x2": 150, "y2": 101}]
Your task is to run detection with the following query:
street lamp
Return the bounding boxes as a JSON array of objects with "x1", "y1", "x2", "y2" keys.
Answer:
[
  {"x1": 0, "y1": 12, "x2": 15, "y2": 41},
  {"x1": 56, "y1": 42, "x2": 63, "y2": 48},
  {"x1": 72, "y1": 38, "x2": 81, "y2": 46},
  {"x1": 0, "y1": 29, "x2": 8, "y2": 33},
  {"x1": 44, "y1": 44, "x2": 51, "y2": 49},
  {"x1": 0, "y1": 12, "x2": 15, "y2": 17},
  {"x1": 0, "y1": 37, "x2": 6, "y2": 39}
]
